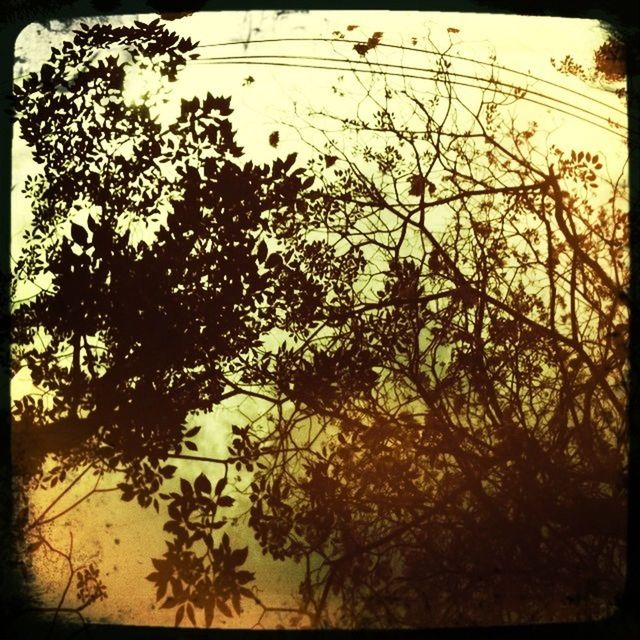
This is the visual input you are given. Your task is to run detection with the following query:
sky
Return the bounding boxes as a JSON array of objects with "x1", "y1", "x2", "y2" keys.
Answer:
[{"x1": 11, "y1": 9, "x2": 629, "y2": 630}]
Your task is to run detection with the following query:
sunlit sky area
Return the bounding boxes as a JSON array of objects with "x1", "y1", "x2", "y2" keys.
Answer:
[{"x1": 12, "y1": 9, "x2": 628, "y2": 629}]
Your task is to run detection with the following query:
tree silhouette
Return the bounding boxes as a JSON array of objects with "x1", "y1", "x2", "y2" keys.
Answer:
[
  {"x1": 11, "y1": 19, "x2": 362, "y2": 629},
  {"x1": 11, "y1": 20, "x2": 628, "y2": 630},
  {"x1": 551, "y1": 34, "x2": 627, "y2": 100},
  {"x1": 218, "y1": 31, "x2": 628, "y2": 627}
]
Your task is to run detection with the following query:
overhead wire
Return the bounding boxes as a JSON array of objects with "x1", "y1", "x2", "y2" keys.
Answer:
[
  {"x1": 8, "y1": 34, "x2": 628, "y2": 129},
  {"x1": 195, "y1": 36, "x2": 628, "y2": 118},
  {"x1": 190, "y1": 55, "x2": 629, "y2": 140},
  {"x1": 7, "y1": 32, "x2": 630, "y2": 141},
  {"x1": 192, "y1": 52, "x2": 629, "y2": 138}
]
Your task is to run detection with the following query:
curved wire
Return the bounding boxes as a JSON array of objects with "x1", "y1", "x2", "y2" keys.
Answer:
[
  {"x1": 195, "y1": 37, "x2": 628, "y2": 118},
  {"x1": 194, "y1": 52, "x2": 629, "y2": 135},
  {"x1": 190, "y1": 57, "x2": 628, "y2": 140}
]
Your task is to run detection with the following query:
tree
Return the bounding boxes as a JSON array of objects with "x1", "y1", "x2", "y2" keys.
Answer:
[
  {"x1": 217, "y1": 30, "x2": 628, "y2": 626},
  {"x1": 551, "y1": 33, "x2": 627, "y2": 100},
  {"x1": 10, "y1": 19, "x2": 361, "y2": 629},
  {"x1": 11, "y1": 19, "x2": 628, "y2": 630}
]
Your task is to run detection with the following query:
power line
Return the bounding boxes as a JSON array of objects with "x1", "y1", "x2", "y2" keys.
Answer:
[
  {"x1": 193, "y1": 52, "x2": 629, "y2": 136},
  {"x1": 8, "y1": 34, "x2": 629, "y2": 140},
  {"x1": 190, "y1": 57, "x2": 628, "y2": 140},
  {"x1": 196, "y1": 37, "x2": 627, "y2": 118},
  {"x1": 9, "y1": 34, "x2": 627, "y2": 123}
]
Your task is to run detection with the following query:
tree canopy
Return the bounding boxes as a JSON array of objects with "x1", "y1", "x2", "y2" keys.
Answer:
[{"x1": 11, "y1": 18, "x2": 629, "y2": 631}]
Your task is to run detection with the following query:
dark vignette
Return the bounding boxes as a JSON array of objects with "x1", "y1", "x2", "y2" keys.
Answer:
[{"x1": 0, "y1": 0, "x2": 637, "y2": 639}]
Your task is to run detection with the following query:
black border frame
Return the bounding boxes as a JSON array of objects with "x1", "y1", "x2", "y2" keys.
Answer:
[{"x1": 1, "y1": 1, "x2": 637, "y2": 638}]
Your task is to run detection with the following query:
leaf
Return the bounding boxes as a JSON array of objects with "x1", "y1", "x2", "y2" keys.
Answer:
[
  {"x1": 232, "y1": 591, "x2": 242, "y2": 615},
  {"x1": 324, "y1": 155, "x2": 338, "y2": 168},
  {"x1": 239, "y1": 587, "x2": 254, "y2": 599},
  {"x1": 257, "y1": 239, "x2": 267, "y2": 262},
  {"x1": 354, "y1": 33, "x2": 382, "y2": 56},
  {"x1": 157, "y1": 580, "x2": 168, "y2": 601},
  {"x1": 160, "y1": 465, "x2": 177, "y2": 479},
  {"x1": 204, "y1": 600, "x2": 215, "y2": 627},
  {"x1": 211, "y1": 95, "x2": 232, "y2": 116},
  {"x1": 218, "y1": 495, "x2": 235, "y2": 508},
  {"x1": 70, "y1": 222, "x2": 88, "y2": 247},
  {"x1": 194, "y1": 473, "x2": 211, "y2": 495},
  {"x1": 180, "y1": 478, "x2": 193, "y2": 497},
  {"x1": 230, "y1": 546, "x2": 248, "y2": 567},
  {"x1": 283, "y1": 152, "x2": 297, "y2": 171},
  {"x1": 184, "y1": 426, "x2": 201, "y2": 438},
  {"x1": 269, "y1": 131, "x2": 279, "y2": 148},
  {"x1": 185, "y1": 441, "x2": 197, "y2": 451},
  {"x1": 409, "y1": 174, "x2": 425, "y2": 196},
  {"x1": 160, "y1": 11, "x2": 195, "y2": 21},
  {"x1": 41, "y1": 63, "x2": 54, "y2": 83},
  {"x1": 175, "y1": 605, "x2": 184, "y2": 626},
  {"x1": 236, "y1": 570, "x2": 254, "y2": 585},
  {"x1": 119, "y1": 484, "x2": 134, "y2": 502},
  {"x1": 217, "y1": 599, "x2": 232, "y2": 617},
  {"x1": 215, "y1": 477, "x2": 227, "y2": 495},
  {"x1": 186, "y1": 603, "x2": 196, "y2": 626},
  {"x1": 163, "y1": 520, "x2": 182, "y2": 535},
  {"x1": 265, "y1": 253, "x2": 282, "y2": 269},
  {"x1": 171, "y1": 577, "x2": 184, "y2": 598}
]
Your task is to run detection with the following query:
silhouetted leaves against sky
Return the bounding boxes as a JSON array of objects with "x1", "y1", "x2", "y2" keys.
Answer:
[
  {"x1": 11, "y1": 21, "x2": 362, "y2": 483},
  {"x1": 324, "y1": 155, "x2": 338, "y2": 168},
  {"x1": 12, "y1": 14, "x2": 628, "y2": 631},
  {"x1": 353, "y1": 31, "x2": 383, "y2": 56}
]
